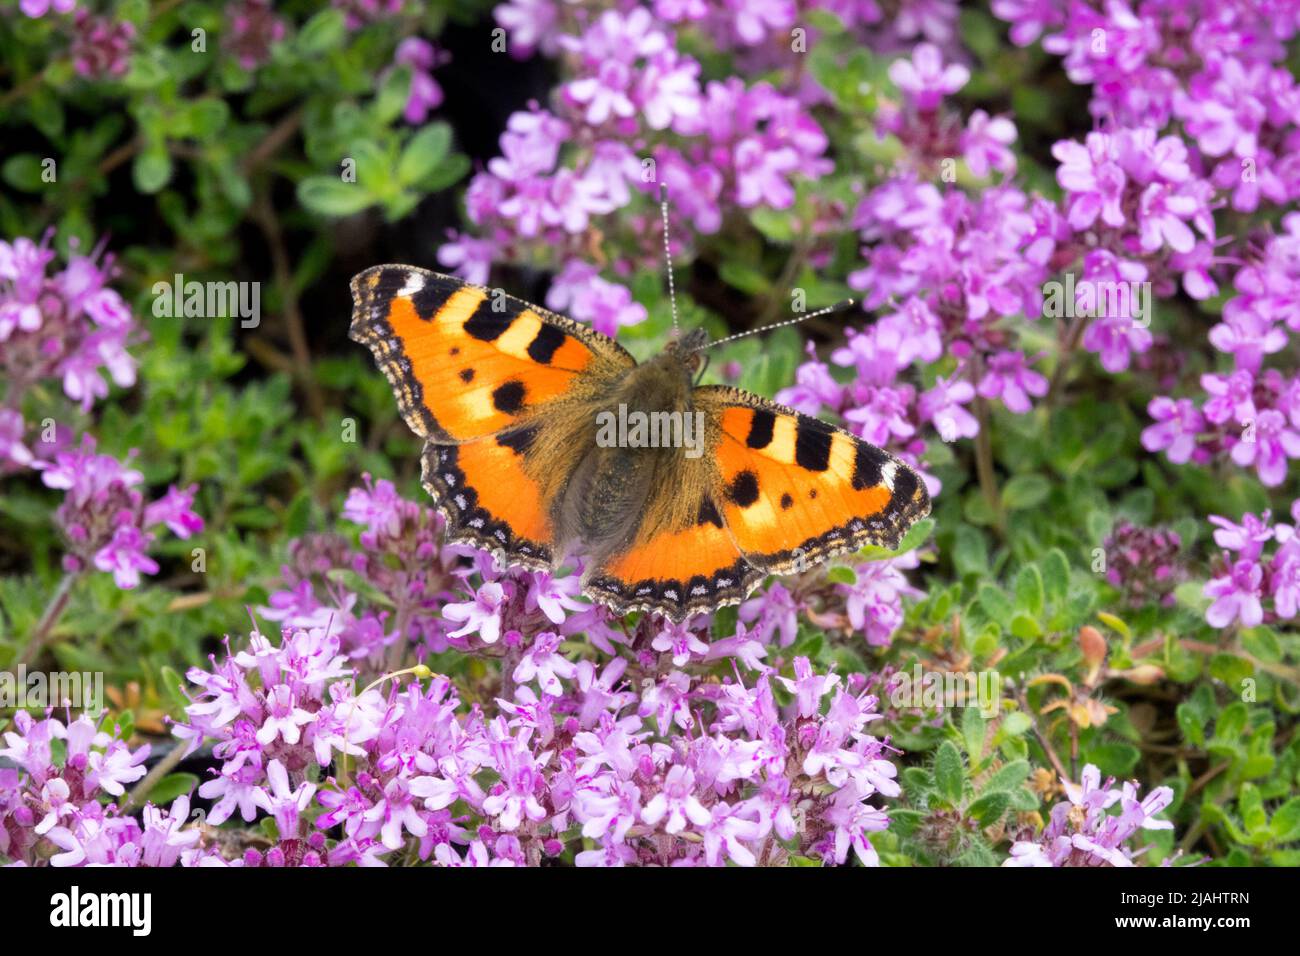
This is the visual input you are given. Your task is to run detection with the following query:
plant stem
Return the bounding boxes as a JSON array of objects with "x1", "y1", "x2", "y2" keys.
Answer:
[
  {"x1": 500, "y1": 643, "x2": 521, "y2": 702},
  {"x1": 0, "y1": 67, "x2": 49, "y2": 109},
  {"x1": 758, "y1": 228, "x2": 813, "y2": 327},
  {"x1": 253, "y1": 189, "x2": 324, "y2": 419},
  {"x1": 1172, "y1": 638, "x2": 1300, "y2": 685},
  {"x1": 1017, "y1": 686, "x2": 1070, "y2": 783},
  {"x1": 241, "y1": 109, "x2": 304, "y2": 175},
  {"x1": 97, "y1": 137, "x2": 140, "y2": 177},
  {"x1": 1047, "y1": 312, "x2": 1089, "y2": 401},
  {"x1": 972, "y1": 394, "x2": 1005, "y2": 536},
  {"x1": 384, "y1": 603, "x2": 414, "y2": 676},
  {"x1": 123, "y1": 743, "x2": 187, "y2": 811},
  {"x1": 16, "y1": 570, "x2": 79, "y2": 668}
]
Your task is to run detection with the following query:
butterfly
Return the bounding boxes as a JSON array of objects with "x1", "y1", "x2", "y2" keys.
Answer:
[{"x1": 349, "y1": 264, "x2": 930, "y2": 623}]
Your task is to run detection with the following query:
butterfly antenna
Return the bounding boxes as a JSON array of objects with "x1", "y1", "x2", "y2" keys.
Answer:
[
  {"x1": 659, "y1": 184, "x2": 680, "y2": 339},
  {"x1": 694, "y1": 299, "x2": 857, "y2": 351}
]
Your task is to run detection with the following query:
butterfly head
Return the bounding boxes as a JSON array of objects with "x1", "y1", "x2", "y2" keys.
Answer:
[{"x1": 666, "y1": 328, "x2": 710, "y2": 375}]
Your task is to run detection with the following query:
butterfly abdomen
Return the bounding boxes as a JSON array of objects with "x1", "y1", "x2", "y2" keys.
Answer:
[
  {"x1": 559, "y1": 357, "x2": 696, "y2": 555},
  {"x1": 560, "y1": 445, "x2": 657, "y2": 557}
]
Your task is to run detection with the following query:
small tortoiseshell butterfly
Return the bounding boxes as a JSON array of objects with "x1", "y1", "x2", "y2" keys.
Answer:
[{"x1": 350, "y1": 261, "x2": 930, "y2": 623}]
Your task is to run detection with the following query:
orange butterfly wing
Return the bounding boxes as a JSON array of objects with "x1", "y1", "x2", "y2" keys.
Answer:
[
  {"x1": 580, "y1": 388, "x2": 930, "y2": 622},
  {"x1": 350, "y1": 265, "x2": 634, "y2": 443},
  {"x1": 583, "y1": 490, "x2": 763, "y2": 620},
  {"x1": 350, "y1": 265, "x2": 635, "y2": 567},
  {"x1": 698, "y1": 386, "x2": 931, "y2": 575}
]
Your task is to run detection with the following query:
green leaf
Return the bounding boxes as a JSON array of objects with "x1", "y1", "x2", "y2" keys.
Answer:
[
  {"x1": 750, "y1": 207, "x2": 796, "y2": 242},
  {"x1": 888, "y1": 809, "x2": 924, "y2": 837},
  {"x1": 373, "y1": 64, "x2": 413, "y2": 124},
  {"x1": 962, "y1": 706, "x2": 986, "y2": 763},
  {"x1": 718, "y1": 261, "x2": 771, "y2": 296},
  {"x1": 1214, "y1": 702, "x2": 1248, "y2": 741},
  {"x1": 999, "y1": 711, "x2": 1031, "y2": 737},
  {"x1": 285, "y1": 492, "x2": 312, "y2": 538},
  {"x1": 1270, "y1": 797, "x2": 1300, "y2": 842},
  {"x1": 901, "y1": 766, "x2": 933, "y2": 795},
  {"x1": 140, "y1": 772, "x2": 199, "y2": 806},
  {"x1": 187, "y1": 98, "x2": 231, "y2": 139},
  {"x1": 1041, "y1": 548, "x2": 1070, "y2": 604},
  {"x1": 1002, "y1": 474, "x2": 1051, "y2": 510},
  {"x1": 895, "y1": 516, "x2": 934, "y2": 553},
  {"x1": 105, "y1": 709, "x2": 135, "y2": 742},
  {"x1": 157, "y1": 665, "x2": 189, "y2": 713},
  {"x1": 971, "y1": 623, "x2": 1001, "y2": 659},
  {"x1": 1014, "y1": 565, "x2": 1045, "y2": 616},
  {"x1": 123, "y1": 51, "x2": 169, "y2": 90},
  {"x1": 858, "y1": 516, "x2": 934, "y2": 560},
  {"x1": 985, "y1": 759, "x2": 1031, "y2": 790},
  {"x1": 1176, "y1": 686, "x2": 1214, "y2": 746},
  {"x1": 1008, "y1": 787, "x2": 1040, "y2": 811},
  {"x1": 133, "y1": 146, "x2": 173, "y2": 194},
  {"x1": 1237, "y1": 784, "x2": 1267, "y2": 833},
  {"x1": 1, "y1": 154, "x2": 46, "y2": 192},
  {"x1": 959, "y1": 7, "x2": 1004, "y2": 61},
  {"x1": 934, "y1": 741, "x2": 965, "y2": 805},
  {"x1": 297, "y1": 176, "x2": 374, "y2": 217},
  {"x1": 397, "y1": 123, "x2": 452, "y2": 186},
  {"x1": 117, "y1": 0, "x2": 149, "y2": 24},
  {"x1": 826, "y1": 566, "x2": 856, "y2": 585},
  {"x1": 1087, "y1": 742, "x2": 1140, "y2": 777},
  {"x1": 27, "y1": 85, "x2": 65, "y2": 139},
  {"x1": 1096, "y1": 611, "x2": 1130, "y2": 639},
  {"x1": 296, "y1": 8, "x2": 348, "y2": 55},
  {"x1": 952, "y1": 525, "x2": 988, "y2": 578},
  {"x1": 1201, "y1": 803, "x2": 1249, "y2": 844},
  {"x1": 968, "y1": 791, "x2": 1009, "y2": 826},
  {"x1": 1209, "y1": 653, "x2": 1254, "y2": 688},
  {"x1": 1010, "y1": 612, "x2": 1041, "y2": 640},
  {"x1": 978, "y1": 584, "x2": 1014, "y2": 623},
  {"x1": 422, "y1": 153, "x2": 471, "y2": 192}
]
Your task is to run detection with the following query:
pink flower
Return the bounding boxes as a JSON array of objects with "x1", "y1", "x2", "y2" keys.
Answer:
[
  {"x1": 1204, "y1": 559, "x2": 1265, "y2": 628},
  {"x1": 888, "y1": 43, "x2": 969, "y2": 110},
  {"x1": 254, "y1": 760, "x2": 317, "y2": 839},
  {"x1": 641, "y1": 765, "x2": 711, "y2": 833},
  {"x1": 512, "y1": 631, "x2": 577, "y2": 697},
  {"x1": 493, "y1": 0, "x2": 560, "y2": 56},
  {"x1": 85, "y1": 739, "x2": 149, "y2": 796},
  {"x1": 436, "y1": 233, "x2": 496, "y2": 285},
  {"x1": 1209, "y1": 511, "x2": 1274, "y2": 559},
  {"x1": 1229, "y1": 409, "x2": 1300, "y2": 486},
  {"x1": 637, "y1": 50, "x2": 702, "y2": 131},
  {"x1": 546, "y1": 261, "x2": 647, "y2": 337},
  {"x1": 1141, "y1": 397, "x2": 1205, "y2": 464},
  {"x1": 144, "y1": 484, "x2": 204, "y2": 538},
  {"x1": 566, "y1": 59, "x2": 637, "y2": 125},
  {"x1": 978, "y1": 351, "x2": 1048, "y2": 413},
  {"x1": 1137, "y1": 183, "x2": 1198, "y2": 253},
  {"x1": 443, "y1": 580, "x2": 507, "y2": 644},
  {"x1": 21, "y1": 0, "x2": 77, "y2": 16},
  {"x1": 961, "y1": 109, "x2": 1018, "y2": 177},
  {"x1": 1053, "y1": 132, "x2": 1127, "y2": 230},
  {"x1": 0, "y1": 409, "x2": 32, "y2": 469},
  {"x1": 92, "y1": 525, "x2": 159, "y2": 589},
  {"x1": 652, "y1": 618, "x2": 710, "y2": 666},
  {"x1": 919, "y1": 375, "x2": 979, "y2": 442}
]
